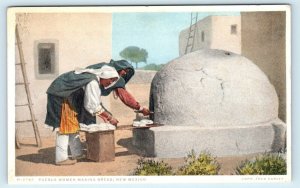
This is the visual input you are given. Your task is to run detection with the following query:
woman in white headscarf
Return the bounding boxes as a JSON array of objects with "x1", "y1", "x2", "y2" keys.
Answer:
[{"x1": 45, "y1": 65, "x2": 119, "y2": 165}]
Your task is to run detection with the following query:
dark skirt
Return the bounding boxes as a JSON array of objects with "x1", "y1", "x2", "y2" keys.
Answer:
[{"x1": 44, "y1": 89, "x2": 96, "y2": 129}]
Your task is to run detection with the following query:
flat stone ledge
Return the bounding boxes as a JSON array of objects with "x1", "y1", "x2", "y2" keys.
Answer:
[{"x1": 132, "y1": 118, "x2": 286, "y2": 158}]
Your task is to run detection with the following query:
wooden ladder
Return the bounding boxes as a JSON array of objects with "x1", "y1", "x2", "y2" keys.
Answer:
[
  {"x1": 15, "y1": 24, "x2": 42, "y2": 148},
  {"x1": 184, "y1": 12, "x2": 198, "y2": 54}
]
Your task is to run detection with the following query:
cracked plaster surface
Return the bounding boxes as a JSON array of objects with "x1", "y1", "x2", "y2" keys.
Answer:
[{"x1": 150, "y1": 49, "x2": 278, "y2": 127}]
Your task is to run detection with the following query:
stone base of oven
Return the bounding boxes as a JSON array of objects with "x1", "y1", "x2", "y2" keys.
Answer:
[{"x1": 132, "y1": 118, "x2": 286, "y2": 158}]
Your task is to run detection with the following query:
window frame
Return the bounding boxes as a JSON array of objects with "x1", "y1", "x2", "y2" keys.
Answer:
[
  {"x1": 231, "y1": 24, "x2": 238, "y2": 35},
  {"x1": 34, "y1": 39, "x2": 59, "y2": 79},
  {"x1": 201, "y1": 31, "x2": 205, "y2": 42}
]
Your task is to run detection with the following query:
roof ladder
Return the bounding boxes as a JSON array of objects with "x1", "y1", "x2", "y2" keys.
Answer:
[
  {"x1": 15, "y1": 24, "x2": 42, "y2": 148},
  {"x1": 184, "y1": 12, "x2": 198, "y2": 54}
]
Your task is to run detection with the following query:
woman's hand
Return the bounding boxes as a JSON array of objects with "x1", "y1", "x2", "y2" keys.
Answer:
[
  {"x1": 109, "y1": 117, "x2": 119, "y2": 127},
  {"x1": 99, "y1": 111, "x2": 118, "y2": 126},
  {"x1": 141, "y1": 107, "x2": 151, "y2": 116}
]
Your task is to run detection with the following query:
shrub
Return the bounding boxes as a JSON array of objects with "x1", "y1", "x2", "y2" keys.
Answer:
[
  {"x1": 133, "y1": 158, "x2": 173, "y2": 175},
  {"x1": 235, "y1": 153, "x2": 287, "y2": 175},
  {"x1": 176, "y1": 150, "x2": 220, "y2": 175}
]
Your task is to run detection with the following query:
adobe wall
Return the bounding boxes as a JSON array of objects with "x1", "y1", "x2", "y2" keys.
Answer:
[
  {"x1": 179, "y1": 16, "x2": 212, "y2": 56},
  {"x1": 211, "y1": 16, "x2": 241, "y2": 54},
  {"x1": 15, "y1": 13, "x2": 113, "y2": 138},
  {"x1": 179, "y1": 16, "x2": 241, "y2": 56},
  {"x1": 241, "y1": 12, "x2": 286, "y2": 121}
]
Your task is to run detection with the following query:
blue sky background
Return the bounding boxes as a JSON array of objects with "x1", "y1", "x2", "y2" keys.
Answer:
[{"x1": 112, "y1": 12, "x2": 240, "y2": 67}]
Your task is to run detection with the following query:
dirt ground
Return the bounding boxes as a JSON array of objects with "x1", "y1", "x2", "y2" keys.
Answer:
[
  {"x1": 15, "y1": 127, "x2": 258, "y2": 176},
  {"x1": 16, "y1": 129, "x2": 139, "y2": 176}
]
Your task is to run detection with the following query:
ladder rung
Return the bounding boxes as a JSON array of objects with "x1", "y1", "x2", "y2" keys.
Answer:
[
  {"x1": 16, "y1": 103, "x2": 33, "y2": 107},
  {"x1": 16, "y1": 82, "x2": 30, "y2": 85},
  {"x1": 16, "y1": 63, "x2": 26, "y2": 65},
  {"x1": 16, "y1": 119, "x2": 38, "y2": 123}
]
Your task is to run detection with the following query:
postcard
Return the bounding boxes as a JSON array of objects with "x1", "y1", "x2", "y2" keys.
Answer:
[{"x1": 7, "y1": 5, "x2": 291, "y2": 184}]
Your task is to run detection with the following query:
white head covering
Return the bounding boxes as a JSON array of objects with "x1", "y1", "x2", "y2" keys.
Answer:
[{"x1": 74, "y1": 65, "x2": 120, "y2": 89}]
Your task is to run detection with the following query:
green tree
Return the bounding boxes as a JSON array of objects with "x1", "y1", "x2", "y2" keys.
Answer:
[{"x1": 119, "y1": 46, "x2": 148, "y2": 69}]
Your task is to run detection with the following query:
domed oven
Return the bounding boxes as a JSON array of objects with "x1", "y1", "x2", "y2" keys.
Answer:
[{"x1": 133, "y1": 49, "x2": 286, "y2": 158}]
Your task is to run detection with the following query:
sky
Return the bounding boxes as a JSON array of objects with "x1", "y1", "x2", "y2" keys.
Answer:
[{"x1": 112, "y1": 12, "x2": 240, "y2": 67}]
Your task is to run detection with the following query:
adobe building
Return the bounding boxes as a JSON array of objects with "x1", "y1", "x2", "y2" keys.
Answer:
[
  {"x1": 179, "y1": 15, "x2": 241, "y2": 56},
  {"x1": 15, "y1": 13, "x2": 113, "y2": 138},
  {"x1": 241, "y1": 11, "x2": 286, "y2": 122}
]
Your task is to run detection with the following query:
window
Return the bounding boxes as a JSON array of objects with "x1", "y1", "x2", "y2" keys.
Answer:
[
  {"x1": 231, "y1": 24, "x2": 237, "y2": 34},
  {"x1": 38, "y1": 43, "x2": 55, "y2": 74},
  {"x1": 201, "y1": 31, "x2": 205, "y2": 42},
  {"x1": 35, "y1": 40, "x2": 59, "y2": 79}
]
